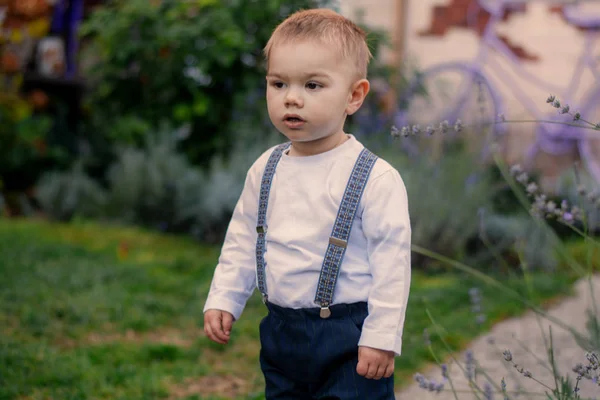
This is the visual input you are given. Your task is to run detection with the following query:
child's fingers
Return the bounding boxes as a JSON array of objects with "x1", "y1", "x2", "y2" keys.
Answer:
[
  {"x1": 356, "y1": 358, "x2": 369, "y2": 377},
  {"x1": 383, "y1": 363, "x2": 394, "y2": 378},
  {"x1": 364, "y1": 363, "x2": 379, "y2": 379},
  {"x1": 204, "y1": 323, "x2": 220, "y2": 344},
  {"x1": 221, "y1": 312, "x2": 234, "y2": 336},
  {"x1": 209, "y1": 315, "x2": 230, "y2": 343},
  {"x1": 205, "y1": 322, "x2": 227, "y2": 344},
  {"x1": 374, "y1": 364, "x2": 388, "y2": 380},
  {"x1": 203, "y1": 312, "x2": 229, "y2": 344}
]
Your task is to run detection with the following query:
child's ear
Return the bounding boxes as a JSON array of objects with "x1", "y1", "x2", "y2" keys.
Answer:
[{"x1": 346, "y1": 79, "x2": 370, "y2": 116}]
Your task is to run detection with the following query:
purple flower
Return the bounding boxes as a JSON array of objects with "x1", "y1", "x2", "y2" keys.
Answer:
[
  {"x1": 510, "y1": 164, "x2": 522, "y2": 176},
  {"x1": 516, "y1": 172, "x2": 529, "y2": 184},
  {"x1": 526, "y1": 183, "x2": 538, "y2": 195},
  {"x1": 414, "y1": 373, "x2": 445, "y2": 393},
  {"x1": 440, "y1": 120, "x2": 449, "y2": 133},
  {"x1": 484, "y1": 382, "x2": 493, "y2": 400},
  {"x1": 454, "y1": 119, "x2": 463, "y2": 132},
  {"x1": 465, "y1": 350, "x2": 476, "y2": 381}
]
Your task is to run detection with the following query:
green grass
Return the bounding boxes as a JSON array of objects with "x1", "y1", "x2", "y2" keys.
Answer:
[{"x1": 0, "y1": 218, "x2": 584, "y2": 399}]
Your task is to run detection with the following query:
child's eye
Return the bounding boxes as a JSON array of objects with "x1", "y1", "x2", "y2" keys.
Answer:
[
  {"x1": 271, "y1": 81, "x2": 285, "y2": 89},
  {"x1": 306, "y1": 82, "x2": 322, "y2": 90}
]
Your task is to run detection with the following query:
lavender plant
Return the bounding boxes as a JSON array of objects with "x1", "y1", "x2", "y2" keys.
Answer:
[
  {"x1": 555, "y1": 170, "x2": 600, "y2": 233},
  {"x1": 35, "y1": 159, "x2": 108, "y2": 221},
  {"x1": 378, "y1": 130, "x2": 559, "y2": 272},
  {"x1": 385, "y1": 145, "x2": 498, "y2": 270},
  {"x1": 394, "y1": 95, "x2": 600, "y2": 399},
  {"x1": 35, "y1": 120, "x2": 284, "y2": 244}
]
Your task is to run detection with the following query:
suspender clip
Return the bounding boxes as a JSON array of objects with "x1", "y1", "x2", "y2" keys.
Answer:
[
  {"x1": 329, "y1": 237, "x2": 347, "y2": 248},
  {"x1": 256, "y1": 225, "x2": 268, "y2": 234},
  {"x1": 320, "y1": 306, "x2": 331, "y2": 319},
  {"x1": 262, "y1": 293, "x2": 268, "y2": 304}
]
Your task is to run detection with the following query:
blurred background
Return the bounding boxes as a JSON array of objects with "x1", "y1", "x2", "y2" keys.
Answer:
[
  {"x1": 0, "y1": 0, "x2": 393, "y2": 241},
  {"x1": 1, "y1": 0, "x2": 600, "y2": 399},
  {"x1": 1, "y1": 0, "x2": 599, "y2": 239}
]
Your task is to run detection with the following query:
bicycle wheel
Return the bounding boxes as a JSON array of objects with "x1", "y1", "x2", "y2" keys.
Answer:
[
  {"x1": 576, "y1": 87, "x2": 600, "y2": 185},
  {"x1": 396, "y1": 62, "x2": 501, "y2": 162}
]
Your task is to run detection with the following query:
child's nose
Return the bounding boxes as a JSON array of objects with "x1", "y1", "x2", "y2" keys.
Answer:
[{"x1": 284, "y1": 89, "x2": 303, "y2": 107}]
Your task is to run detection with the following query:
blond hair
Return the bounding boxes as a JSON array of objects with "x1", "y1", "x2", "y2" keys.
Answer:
[{"x1": 263, "y1": 8, "x2": 372, "y2": 79}]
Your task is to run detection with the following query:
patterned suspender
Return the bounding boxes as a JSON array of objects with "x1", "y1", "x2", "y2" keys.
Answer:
[
  {"x1": 314, "y1": 148, "x2": 378, "y2": 317},
  {"x1": 255, "y1": 144, "x2": 378, "y2": 318},
  {"x1": 256, "y1": 142, "x2": 291, "y2": 303}
]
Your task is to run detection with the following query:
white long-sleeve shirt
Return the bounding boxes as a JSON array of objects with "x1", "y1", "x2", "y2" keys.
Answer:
[{"x1": 203, "y1": 134, "x2": 411, "y2": 355}]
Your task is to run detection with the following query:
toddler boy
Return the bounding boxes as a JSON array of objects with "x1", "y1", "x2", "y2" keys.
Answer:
[{"x1": 203, "y1": 8, "x2": 411, "y2": 399}]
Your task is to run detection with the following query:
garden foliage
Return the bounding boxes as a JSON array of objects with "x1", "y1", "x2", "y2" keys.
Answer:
[{"x1": 77, "y1": 0, "x2": 379, "y2": 168}]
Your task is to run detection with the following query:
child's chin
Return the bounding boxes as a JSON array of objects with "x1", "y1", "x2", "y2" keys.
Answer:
[{"x1": 280, "y1": 131, "x2": 314, "y2": 142}]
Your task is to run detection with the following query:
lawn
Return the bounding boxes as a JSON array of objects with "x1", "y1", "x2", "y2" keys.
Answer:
[{"x1": 0, "y1": 218, "x2": 585, "y2": 399}]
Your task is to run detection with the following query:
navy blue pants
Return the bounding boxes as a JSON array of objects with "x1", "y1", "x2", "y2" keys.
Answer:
[{"x1": 259, "y1": 301, "x2": 395, "y2": 399}]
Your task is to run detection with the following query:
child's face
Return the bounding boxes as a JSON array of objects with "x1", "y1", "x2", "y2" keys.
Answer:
[{"x1": 266, "y1": 40, "x2": 359, "y2": 144}]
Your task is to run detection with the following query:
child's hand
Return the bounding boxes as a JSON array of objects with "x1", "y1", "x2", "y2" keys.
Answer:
[
  {"x1": 357, "y1": 346, "x2": 395, "y2": 380},
  {"x1": 203, "y1": 309, "x2": 235, "y2": 344}
]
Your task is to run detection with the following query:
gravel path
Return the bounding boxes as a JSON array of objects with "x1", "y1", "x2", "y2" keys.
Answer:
[{"x1": 396, "y1": 276, "x2": 600, "y2": 400}]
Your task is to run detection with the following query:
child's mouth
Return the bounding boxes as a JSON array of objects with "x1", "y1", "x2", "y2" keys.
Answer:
[{"x1": 284, "y1": 116, "x2": 306, "y2": 128}]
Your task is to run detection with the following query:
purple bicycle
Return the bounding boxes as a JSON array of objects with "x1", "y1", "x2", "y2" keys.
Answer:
[{"x1": 395, "y1": 0, "x2": 600, "y2": 180}]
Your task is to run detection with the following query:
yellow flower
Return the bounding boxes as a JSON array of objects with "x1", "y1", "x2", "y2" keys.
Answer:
[{"x1": 26, "y1": 19, "x2": 51, "y2": 39}]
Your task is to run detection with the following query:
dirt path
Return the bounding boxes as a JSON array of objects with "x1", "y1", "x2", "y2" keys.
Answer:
[{"x1": 396, "y1": 276, "x2": 600, "y2": 399}]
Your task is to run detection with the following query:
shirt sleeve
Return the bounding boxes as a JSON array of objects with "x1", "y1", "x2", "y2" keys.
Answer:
[
  {"x1": 202, "y1": 165, "x2": 260, "y2": 321},
  {"x1": 358, "y1": 168, "x2": 411, "y2": 356}
]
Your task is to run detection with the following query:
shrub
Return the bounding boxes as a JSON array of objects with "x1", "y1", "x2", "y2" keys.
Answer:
[
  {"x1": 77, "y1": 0, "x2": 386, "y2": 170},
  {"x1": 378, "y1": 142, "x2": 558, "y2": 273},
  {"x1": 35, "y1": 159, "x2": 107, "y2": 221},
  {"x1": 35, "y1": 122, "x2": 283, "y2": 243}
]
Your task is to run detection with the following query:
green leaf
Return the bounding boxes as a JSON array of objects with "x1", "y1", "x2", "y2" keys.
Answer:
[
  {"x1": 192, "y1": 97, "x2": 209, "y2": 117},
  {"x1": 173, "y1": 104, "x2": 192, "y2": 122}
]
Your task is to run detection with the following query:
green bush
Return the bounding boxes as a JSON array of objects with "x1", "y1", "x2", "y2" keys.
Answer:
[
  {"x1": 0, "y1": 88, "x2": 69, "y2": 210},
  {"x1": 35, "y1": 122, "x2": 282, "y2": 243},
  {"x1": 35, "y1": 0, "x2": 392, "y2": 239},
  {"x1": 78, "y1": 0, "x2": 377, "y2": 169},
  {"x1": 377, "y1": 144, "x2": 558, "y2": 273},
  {"x1": 35, "y1": 159, "x2": 107, "y2": 221}
]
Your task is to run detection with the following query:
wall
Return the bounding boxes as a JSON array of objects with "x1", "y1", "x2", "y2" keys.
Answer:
[
  {"x1": 340, "y1": 0, "x2": 600, "y2": 187},
  {"x1": 339, "y1": 0, "x2": 399, "y2": 65}
]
